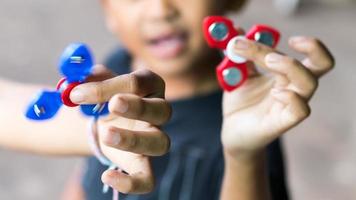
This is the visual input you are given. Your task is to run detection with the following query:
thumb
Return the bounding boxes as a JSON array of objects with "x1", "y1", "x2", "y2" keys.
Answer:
[{"x1": 234, "y1": 26, "x2": 260, "y2": 77}]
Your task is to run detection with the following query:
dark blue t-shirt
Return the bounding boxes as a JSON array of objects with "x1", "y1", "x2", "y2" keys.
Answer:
[{"x1": 82, "y1": 49, "x2": 289, "y2": 200}]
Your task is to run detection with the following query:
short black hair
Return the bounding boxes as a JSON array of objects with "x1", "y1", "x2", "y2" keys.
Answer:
[{"x1": 227, "y1": 0, "x2": 247, "y2": 12}]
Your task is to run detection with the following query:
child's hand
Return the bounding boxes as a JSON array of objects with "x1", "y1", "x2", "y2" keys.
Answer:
[
  {"x1": 70, "y1": 68, "x2": 172, "y2": 194},
  {"x1": 222, "y1": 36, "x2": 334, "y2": 159}
]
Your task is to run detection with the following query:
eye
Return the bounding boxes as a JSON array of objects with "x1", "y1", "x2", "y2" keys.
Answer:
[
  {"x1": 209, "y1": 22, "x2": 229, "y2": 41},
  {"x1": 254, "y1": 31, "x2": 275, "y2": 47}
]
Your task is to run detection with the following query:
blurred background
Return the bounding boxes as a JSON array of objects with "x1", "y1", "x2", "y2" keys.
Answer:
[{"x1": 0, "y1": 0, "x2": 355, "y2": 199}]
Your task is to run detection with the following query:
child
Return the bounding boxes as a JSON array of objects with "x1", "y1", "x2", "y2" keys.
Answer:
[{"x1": 0, "y1": 0, "x2": 334, "y2": 199}]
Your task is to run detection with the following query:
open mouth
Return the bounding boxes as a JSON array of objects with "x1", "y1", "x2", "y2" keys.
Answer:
[{"x1": 146, "y1": 31, "x2": 188, "y2": 60}]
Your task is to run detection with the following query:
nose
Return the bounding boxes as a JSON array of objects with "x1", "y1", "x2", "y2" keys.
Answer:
[{"x1": 146, "y1": 0, "x2": 178, "y2": 22}]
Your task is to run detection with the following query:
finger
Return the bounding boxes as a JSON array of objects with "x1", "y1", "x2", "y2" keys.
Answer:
[
  {"x1": 108, "y1": 94, "x2": 172, "y2": 126},
  {"x1": 233, "y1": 27, "x2": 261, "y2": 76},
  {"x1": 265, "y1": 53, "x2": 318, "y2": 99},
  {"x1": 101, "y1": 159, "x2": 154, "y2": 194},
  {"x1": 270, "y1": 88, "x2": 311, "y2": 128},
  {"x1": 231, "y1": 37, "x2": 279, "y2": 70},
  {"x1": 289, "y1": 36, "x2": 335, "y2": 77},
  {"x1": 226, "y1": 30, "x2": 259, "y2": 78},
  {"x1": 234, "y1": 26, "x2": 246, "y2": 35},
  {"x1": 246, "y1": 61, "x2": 260, "y2": 77},
  {"x1": 101, "y1": 126, "x2": 170, "y2": 156},
  {"x1": 70, "y1": 69, "x2": 165, "y2": 104}
]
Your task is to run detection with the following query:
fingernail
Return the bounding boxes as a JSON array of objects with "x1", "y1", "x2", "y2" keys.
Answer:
[
  {"x1": 114, "y1": 97, "x2": 129, "y2": 113},
  {"x1": 103, "y1": 178, "x2": 115, "y2": 188},
  {"x1": 271, "y1": 88, "x2": 283, "y2": 95},
  {"x1": 234, "y1": 38, "x2": 249, "y2": 50},
  {"x1": 265, "y1": 53, "x2": 284, "y2": 63},
  {"x1": 104, "y1": 130, "x2": 121, "y2": 146},
  {"x1": 289, "y1": 36, "x2": 307, "y2": 45},
  {"x1": 102, "y1": 171, "x2": 117, "y2": 187},
  {"x1": 70, "y1": 87, "x2": 85, "y2": 103}
]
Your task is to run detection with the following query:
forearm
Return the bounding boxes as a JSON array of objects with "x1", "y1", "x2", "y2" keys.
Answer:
[
  {"x1": 220, "y1": 150, "x2": 271, "y2": 200},
  {"x1": 0, "y1": 79, "x2": 92, "y2": 156}
]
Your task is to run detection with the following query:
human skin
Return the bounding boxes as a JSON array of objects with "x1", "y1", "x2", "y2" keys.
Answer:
[
  {"x1": 0, "y1": 0, "x2": 334, "y2": 199},
  {"x1": 98, "y1": 0, "x2": 334, "y2": 198}
]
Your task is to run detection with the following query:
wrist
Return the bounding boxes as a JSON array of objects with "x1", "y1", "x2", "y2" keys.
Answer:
[
  {"x1": 224, "y1": 148, "x2": 266, "y2": 166},
  {"x1": 222, "y1": 149, "x2": 271, "y2": 200},
  {"x1": 88, "y1": 119, "x2": 112, "y2": 166}
]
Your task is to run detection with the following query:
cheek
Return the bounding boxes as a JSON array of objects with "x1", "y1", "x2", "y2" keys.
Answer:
[
  {"x1": 180, "y1": 0, "x2": 223, "y2": 55},
  {"x1": 116, "y1": 20, "x2": 141, "y2": 49},
  {"x1": 180, "y1": 0, "x2": 219, "y2": 23},
  {"x1": 180, "y1": 0, "x2": 220, "y2": 47},
  {"x1": 108, "y1": 4, "x2": 144, "y2": 54}
]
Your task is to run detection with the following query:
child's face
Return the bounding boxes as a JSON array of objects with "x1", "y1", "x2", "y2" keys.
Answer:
[{"x1": 102, "y1": 0, "x2": 239, "y2": 77}]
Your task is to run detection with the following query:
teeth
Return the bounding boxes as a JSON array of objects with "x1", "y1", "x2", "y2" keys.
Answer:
[
  {"x1": 151, "y1": 34, "x2": 184, "y2": 44},
  {"x1": 147, "y1": 33, "x2": 187, "y2": 59},
  {"x1": 157, "y1": 36, "x2": 180, "y2": 45}
]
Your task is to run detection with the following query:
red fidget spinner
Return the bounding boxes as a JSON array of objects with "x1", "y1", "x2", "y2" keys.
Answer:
[{"x1": 203, "y1": 16, "x2": 281, "y2": 92}]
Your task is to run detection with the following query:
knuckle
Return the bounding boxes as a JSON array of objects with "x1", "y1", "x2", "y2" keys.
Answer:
[
  {"x1": 128, "y1": 73, "x2": 140, "y2": 94},
  {"x1": 137, "y1": 174, "x2": 155, "y2": 193},
  {"x1": 309, "y1": 37, "x2": 322, "y2": 49},
  {"x1": 153, "y1": 73, "x2": 166, "y2": 92},
  {"x1": 290, "y1": 99, "x2": 311, "y2": 122},
  {"x1": 287, "y1": 104, "x2": 310, "y2": 124},
  {"x1": 165, "y1": 103, "x2": 173, "y2": 121},
  {"x1": 129, "y1": 176, "x2": 154, "y2": 194},
  {"x1": 121, "y1": 179, "x2": 135, "y2": 194},
  {"x1": 155, "y1": 132, "x2": 171, "y2": 156},
  {"x1": 144, "y1": 177, "x2": 155, "y2": 193},
  {"x1": 287, "y1": 95, "x2": 298, "y2": 106},
  {"x1": 145, "y1": 70, "x2": 166, "y2": 97},
  {"x1": 325, "y1": 55, "x2": 336, "y2": 71},
  {"x1": 298, "y1": 104, "x2": 311, "y2": 120},
  {"x1": 251, "y1": 42, "x2": 263, "y2": 57},
  {"x1": 131, "y1": 69, "x2": 166, "y2": 97},
  {"x1": 300, "y1": 71, "x2": 318, "y2": 95},
  {"x1": 119, "y1": 131, "x2": 137, "y2": 150},
  {"x1": 134, "y1": 98, "x2": 146, "y2": 119},
  {"x1": 285, "y1": 57, "x2": 300, "y2": 67},
  {"x1": 286, "y1": 91, "x2": 298, "y2": 101},
  {"x1": 308, "y1": 77, "x2": 318, "y2": 92},
  {"x1": 111, "y1": 93, "x2": 124, "y2": 104},
  {"x1": 161, "y1": 133, "x2": 171, "y2": 154},
  {"x1": 308, "y1": 37, "x2": 335, "y2": 71},
  {"x1": 160, "y1": 102, "x2": 172, "y2": 124},
  {"x1": 108, "y1": 94, "x2": 125, "y2": 113},
  {"x1": 106, "y1": 126, "x2": 117, "y2": 135},
  {"x1": 138, "y1": 68, "x2": 153, "y2": 76},
  {"x1": 94, "y1": 82, "x2": 106, "y2": 102},
  {"x1": 127, "y1": 134, "x2": 138, "y2": 150},
  {"x1": 128, "y1": 179, "x2": 139, "y2": 193}
]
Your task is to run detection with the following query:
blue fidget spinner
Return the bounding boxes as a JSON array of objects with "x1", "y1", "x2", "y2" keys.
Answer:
[{"x1": 25, "y1": 43, "x2": 109, "y2": 120}]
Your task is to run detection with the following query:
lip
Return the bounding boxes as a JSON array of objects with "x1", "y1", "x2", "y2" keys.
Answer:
[{"x1": 145, "y1": 31, "x2": 188, "y2": 60}]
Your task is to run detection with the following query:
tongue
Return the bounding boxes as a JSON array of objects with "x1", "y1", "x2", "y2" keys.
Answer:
[{"x1": 148, "y1": 36, "x2": 185, "y2": 59}]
